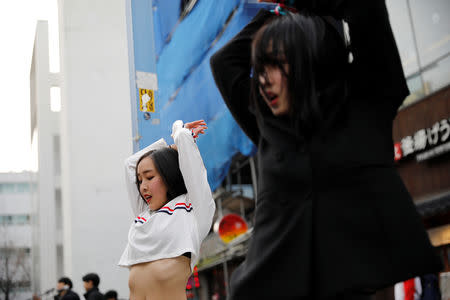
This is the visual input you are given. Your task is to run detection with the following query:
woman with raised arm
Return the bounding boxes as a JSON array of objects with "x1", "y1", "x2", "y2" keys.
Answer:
[
  {"x1": 118, "y1": 120, "x2": 215, "y2": 300},
  {"x1": 210, "y1": 1, "x2": 442, "y2": 299}
]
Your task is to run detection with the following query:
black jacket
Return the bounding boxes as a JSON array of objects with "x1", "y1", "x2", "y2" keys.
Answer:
[
  {"x1": 54, "y1": 290, "x2": 80, "y2": 300},
  {"x1": 210, "y1": 1, "x2": 442, "y2": 299},
  {"x1": 83, "y1": 288, "x2": 104, "y2": 300}
]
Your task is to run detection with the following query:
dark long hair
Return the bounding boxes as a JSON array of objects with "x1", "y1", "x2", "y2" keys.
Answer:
[
  {"x1": 251, "y1": 12, "x2": 348, "y2": 135},
  {"x1": 135, "y1": 148, "x2": 187, "y2": 204}
]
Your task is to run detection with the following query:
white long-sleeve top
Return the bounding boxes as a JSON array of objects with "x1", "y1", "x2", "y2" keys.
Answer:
[{"x1": 118, "y1": 120, "x2": 216, "y2": 271}]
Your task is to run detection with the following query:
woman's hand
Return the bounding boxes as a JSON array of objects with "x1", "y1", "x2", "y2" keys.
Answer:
[{"x1": 184, "y1": 120, "x2": 208, "y2": 138}]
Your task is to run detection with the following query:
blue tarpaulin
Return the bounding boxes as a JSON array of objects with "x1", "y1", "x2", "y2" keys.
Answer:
[{"x1": 133, "y1": 0, "x2": 274, "y2": 191}]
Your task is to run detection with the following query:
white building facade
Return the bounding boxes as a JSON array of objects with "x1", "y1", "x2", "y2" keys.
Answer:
[
  {"x1": 0, "y1": 172, "x2": 35, "y2": 300},
  {"x1": 30, "y1": 20, "x2": 62, "y2": 296},
  {"x1": 30, "y1": 0, "x2": 136, "y2": 297}
]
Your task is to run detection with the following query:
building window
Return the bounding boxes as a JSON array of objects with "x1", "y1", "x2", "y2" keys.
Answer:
[
  {"x1": 16, "y1": 183, "x2": 30, "y2": 193},
  {"x1": 0, "y1": 182, "x2": 32, "y2": 194},
  {"x1": 0, "y1": 215, "x2": 13, "y2": 225},
  {"x1": 0, "y1": 183, "x2": 16, "y2": 194},
  {"x1": 410, "y1": 0, "x2": 449, "y2": 68},
  {"x1": 50, "y1": 87, "x2": 61, "y2": 112},
  {"x1": 387, "y1": 0, "x2": 450, "y2": 106},
  {"x1": 0, "y1": 215, "x2": 31, "y2": 225},
  {"x1": 53, "y1": 135, "x2": 61, "y2": 176}
]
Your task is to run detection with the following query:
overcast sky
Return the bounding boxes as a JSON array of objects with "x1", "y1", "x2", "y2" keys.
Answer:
[{"x1": 0, "y1": 0, "x2": 58, "y2": 172}]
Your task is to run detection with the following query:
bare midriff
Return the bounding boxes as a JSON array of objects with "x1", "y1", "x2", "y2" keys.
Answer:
[{"x1": 129, "y1": 256, "x2": 191, "y2": 300}]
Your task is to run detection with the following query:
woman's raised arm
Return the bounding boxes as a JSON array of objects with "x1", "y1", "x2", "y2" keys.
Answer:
[{"x1": 172, "y1": 120, "x2": 215, "y2": 235}]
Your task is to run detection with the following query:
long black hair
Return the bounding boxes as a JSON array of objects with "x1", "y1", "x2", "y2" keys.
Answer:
[
  {"x1": 251, "y1": 12, "x2": 348, "y2": 135},
  {"x1": 135, "y1": 147, "x2": 187, "y2": 204}
]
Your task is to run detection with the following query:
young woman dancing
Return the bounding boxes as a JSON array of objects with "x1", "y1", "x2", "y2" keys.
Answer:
[
  {"x1": 210, "y1": 1, "x2": 442, "y2": 299},
  {"x1": 118, "y1": 120, "x2": 215, "y2": 300}
]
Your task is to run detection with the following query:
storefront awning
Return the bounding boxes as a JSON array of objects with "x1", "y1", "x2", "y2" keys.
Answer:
[{"x1": 416, "y1": 192, "x2": 450, "y2": 217}]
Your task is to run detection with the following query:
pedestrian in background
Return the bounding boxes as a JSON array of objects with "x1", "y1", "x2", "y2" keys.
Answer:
[
  {"x1": 82, "y1": 273, "x2": 104, "y2": 300},
  {"x1": 103, "y1": 290, "x2": 117, "y2": 300},
  {"x1": 210, "y1": 0, "x2": 443, "y2": 299},
  {"x1": 54, "y1": 277, "x2": 80, "y2": 300},
  {"x1": 118, "y1": 120, "x2": 215, "y2": 300}
]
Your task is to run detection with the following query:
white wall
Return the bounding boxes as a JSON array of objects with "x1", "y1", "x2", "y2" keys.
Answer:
[
  {"x1": 30, "y1": 21, "x2": 59, "y2": 294},
  {"x1": 0, "y1": 194, "x2": 32, "y2": 214},
  {"x1": 58, "y1": 0, "x2": 134, "y2": 296}
]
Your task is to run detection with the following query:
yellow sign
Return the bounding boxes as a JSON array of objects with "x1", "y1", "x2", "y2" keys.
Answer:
[{"x1": 139, "y1": 89, "x2": 155, "y2": 112}]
